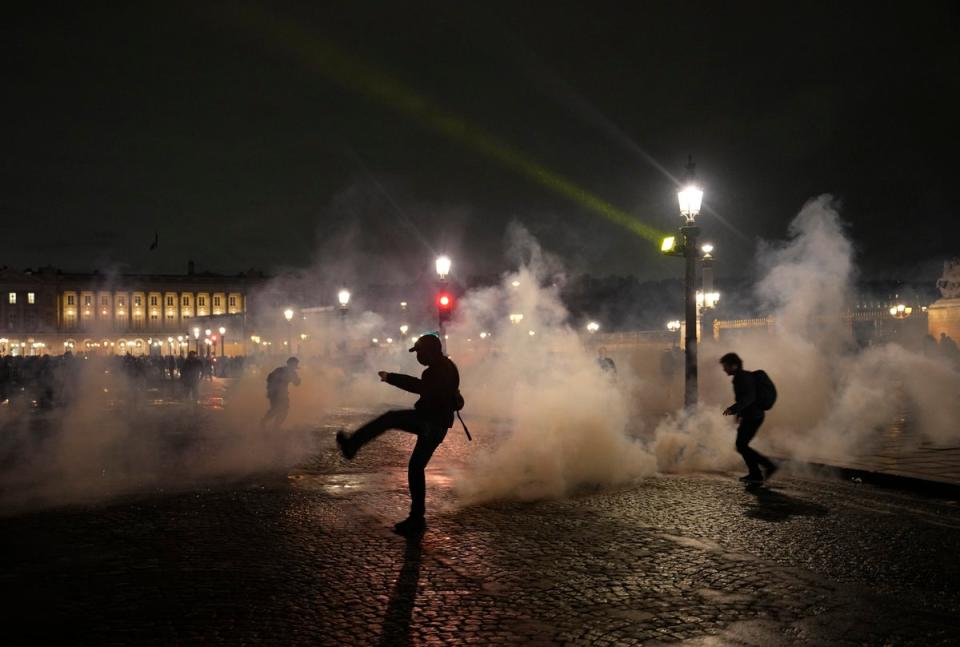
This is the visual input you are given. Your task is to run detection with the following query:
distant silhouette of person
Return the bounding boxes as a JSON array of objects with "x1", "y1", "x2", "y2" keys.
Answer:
[
  {"x1": 337, "y1": 334, "x2": 460, "y2": 536},
  {"x1": 721, "y1": 352, "x2": 777, "y2": 484},
  {"x1": 940, "y1": 333, "x2": 959, "y2": 364},
  {"x1": 596, "y1": 347, "x2": 617, "y2": 376},
  {"x1": 261, "y1": 357, "x2": 301, "y2": 430},
  {"x1": 181, "y1": 351, "x2": 203, "y2": 402}
]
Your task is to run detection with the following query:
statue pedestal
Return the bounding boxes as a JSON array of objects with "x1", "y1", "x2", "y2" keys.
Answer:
[{"x1": 927, "y1": 298, "x2": 960, "y2": 341}]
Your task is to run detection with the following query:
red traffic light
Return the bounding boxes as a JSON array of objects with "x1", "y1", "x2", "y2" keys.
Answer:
[{"x1": 437, "y1": 292, "x2": 454, "y2": 322}]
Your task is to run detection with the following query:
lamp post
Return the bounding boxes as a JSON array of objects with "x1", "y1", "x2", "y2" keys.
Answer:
[
  {"x1": 193, "y1": 326, "x2": 201, "y2": 354},
  {"x1": 676, "y1": 157, "x2": 704, "y2": 408},
  {"x1": 283, "y1": 308, "x2": 294, "y2": 356},
  {"x1": 218, "y1": 326, "x2": 226, "y2": 357},
  {"x1": 337, "y1": 289, "x2": 350, "y2": 319},
  {"x1": 435, "y1": 255, "x2": 451, "y2": 345}
]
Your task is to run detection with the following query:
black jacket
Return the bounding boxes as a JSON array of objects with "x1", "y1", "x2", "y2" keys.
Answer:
[
  {"x1": 386, "y1": 357, "x2": 460, "y2": 428},
  {"x1": 729, "y1": 369, "x2": 763, "y2": 419}
]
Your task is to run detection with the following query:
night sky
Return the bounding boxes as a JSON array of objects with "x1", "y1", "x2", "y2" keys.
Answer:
[{"x1": 4, "y1": 1, "x2": 958, "y2": 285}]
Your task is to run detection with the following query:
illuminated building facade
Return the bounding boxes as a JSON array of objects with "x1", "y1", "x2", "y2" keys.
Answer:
[{"x1": 0, "y1": 266, "x2": 264, "y2": 356}]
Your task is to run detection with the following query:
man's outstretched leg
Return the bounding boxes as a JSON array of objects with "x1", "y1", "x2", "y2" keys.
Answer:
[{"x1": 336, "y1": 409, "x2": 421, "y2": 459}]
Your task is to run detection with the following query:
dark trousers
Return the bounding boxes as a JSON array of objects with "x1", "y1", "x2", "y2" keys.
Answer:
[
  {"x1": 736, "y1": 415, "x2": 775, "y2": 477},
  {"x1": 262, "y1": 395, "x2": 289, "y2": 428},
  {"x1": 351, "y1": 409, "x2": 447, "y2": 519}
]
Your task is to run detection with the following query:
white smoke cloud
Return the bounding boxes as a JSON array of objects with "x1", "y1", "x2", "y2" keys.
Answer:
[{"x1": 654, "y1": 195, "x2": 960, "y2": 470}]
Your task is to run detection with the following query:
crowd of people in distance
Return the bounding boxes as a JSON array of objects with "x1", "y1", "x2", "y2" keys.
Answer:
[{"x1": 0, "y1": 352, "x2": 251, "y2": 411}]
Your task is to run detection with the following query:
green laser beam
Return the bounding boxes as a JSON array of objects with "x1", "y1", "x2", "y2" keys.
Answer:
[{"x1": 227, "y1": 5, "x2": 668, "y2": 245}]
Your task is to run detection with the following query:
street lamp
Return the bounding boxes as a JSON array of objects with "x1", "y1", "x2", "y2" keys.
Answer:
[
  {"x1": 435, "y1": 256, "x2": 452, "y2": 347},
  {"x1": 219, "y1": 326, "x2": 226, "y2": 357},
  {"x1": 670, "y1": 156, "x2": 704, "y2": 408},
  {"x1": 283, "y1": 308, "x2": 294, "y2": 356},
  {"x1": 509, "y1": 313, "x2": 524, "y2": 325},
  {"x1": 586, "y1": 321, "x2": 600, "y2": 333},
  {"x1": 192, "y1": 326, "x2": 201, "y2": 354},
  {"x1": 400, "y1": 324, "x2": 409, "y2": 337},
  {"x1": 435, "y1": 255, "x2": 451, "y2": 280},
  {"x1": 889, "y1": 304, "x2": 913, "y2": 319},
  {"x1": 338, "y1": 289, "x2": 351, "y2": 314}
]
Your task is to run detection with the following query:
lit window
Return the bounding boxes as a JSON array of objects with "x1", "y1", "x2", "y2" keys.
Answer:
[
  {"x1": 117, "y1": 298, "x2": 125, "y2": 306},
  {"x1": 150, "y1": 296, "x2": 158, "y2": 306},
  {"x1": 67, "y1": 295, "x2": 75, "y2": 305},
  {"x1": 101, "y1": 296, "x2": 109, "y2": 306},
  {"x1": 229, "y1": 296, "x2": 236, "y2": 307},
  {"x1": 84, "y1": 296, "x2": 92, "y2": 306},
  {"x1": 8, "y1": 292, "x2": 15, "y2": 304},
  {"x1": 214, "y1": 296, "x2": 221, "y2": 307},
  {"x1": 167, "y1": 296, "x2": 174, "y2": 306},
  {"x1": 198, "y1": 297, "x2": 206, "y2": 306},
  {"x1": 28, "y1": 292, "x2": 35, "y2": 304},
  {"x1": 182, "y1": 296, "x2": 189, "y2": 306},
  {"x1": 134, "y1": 296, "x2": 142, "y2": 306}
]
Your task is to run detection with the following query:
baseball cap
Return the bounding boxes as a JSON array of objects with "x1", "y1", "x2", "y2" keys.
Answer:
[{"x1": 409, "y1": 334, "x2": 442, "y2": 353}]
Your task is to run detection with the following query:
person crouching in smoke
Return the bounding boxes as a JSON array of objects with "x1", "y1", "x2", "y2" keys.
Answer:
[
  {"x1": 720, "y1": 352, "x2": 778, "y2": 484},
  {"x1": 337, "y1": 334, "x2": 460, "y2": 536},
  {"x1": 261, "y1": 357, "x2": 301, "y2": 431}
]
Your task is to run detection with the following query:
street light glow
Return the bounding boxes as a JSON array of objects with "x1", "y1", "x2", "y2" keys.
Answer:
[
  {"x1": 509, "y1": 313, "x2": 524, "y2": 324},
  {"x1": 338, "y1": 289, "x2": 351, "y2": 307},
  {"x1": 435, "y1": 255, "x2": 451, "y2": 279},
  {"x1": 661, "y1": 236, "x2": 676, "y2": 253},
  {"x1": 439, "y1": 294, "x2": 450, "y2": 307},
  {"x1": 701, "y1": 243, "x2": 714, "y2": 256},
  {"x1": 678, "y1": 184, "x2": 704, "y2": 221},
  {"x1": 667, "y1": 320, "x2": 681, "y2": 332},
  {"x1": 586, "y1": 321, "x2": 600, "y2": 333},
  {"x1": 283, "y1": 308, "x2": 294, "y2": 322},
  {"x1": 400, "y1": 324, "x2": 409, "y2": 335}
]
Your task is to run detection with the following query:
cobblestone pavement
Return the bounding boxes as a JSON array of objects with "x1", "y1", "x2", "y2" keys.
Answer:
[{"x1": 2, "y1": 417, "x2": 960, "y2": 646}]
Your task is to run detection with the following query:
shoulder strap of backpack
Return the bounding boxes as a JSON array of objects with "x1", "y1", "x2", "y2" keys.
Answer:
[{"x1": 456, "y1": 410, "x2": 472, "y2": 441}]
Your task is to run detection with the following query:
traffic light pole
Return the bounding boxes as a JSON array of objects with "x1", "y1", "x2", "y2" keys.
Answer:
[
  {"x1": 437, "y1": 278, "x2": 447, "y2": 353},
  {"x1": 682, "y1": 223, "x2": 699, "y2": 408}
]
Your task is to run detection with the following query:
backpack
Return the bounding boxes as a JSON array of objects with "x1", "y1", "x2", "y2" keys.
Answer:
[
  {"x1": 752, "y1": 370, "x2": 777, "y2": 410},
  {"x1": 266, "y1": 367, "x2": 285, "y2": 395}
]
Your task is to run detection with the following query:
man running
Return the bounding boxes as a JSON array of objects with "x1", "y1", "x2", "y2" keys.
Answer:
[
  {"x1": 336, "y1": 334, "x2": 460, "y2": 536},
  {"x1": 721, "y1": 352, "x2": 777, "y2": 484},
  {"x1": 261, "y1": 357, "x2": 301, "y2": 430}
]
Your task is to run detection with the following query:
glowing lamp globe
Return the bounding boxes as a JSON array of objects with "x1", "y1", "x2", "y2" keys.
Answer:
[
  {"x1": 435, "y1": 255, "x2": 452, "y2": 279},
  {"x1": 678, "y1": 184, "x2": 704, "y2": 221}
]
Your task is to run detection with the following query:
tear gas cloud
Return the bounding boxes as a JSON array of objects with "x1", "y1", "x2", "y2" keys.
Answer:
[
  {"x1": 2, "y1": 194, "x2": 958, "y2": 514},
  {"x1": 654, "y1": 195, "x2": 960, "y2": 471}
]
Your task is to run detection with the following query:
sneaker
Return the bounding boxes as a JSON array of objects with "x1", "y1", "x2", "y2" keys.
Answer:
[
  {"x1": 393, "y1": 517, "x2": 426, "y2": 536},
  {"x1": 764, "y1": 463, "x2": 779, "y2": 481},
  {"x1": 739, "y1": 474, "x2": 764, "y2": 484},
  {"x1": 335, "y1": 431, "x2": 357, "y2": 460}
]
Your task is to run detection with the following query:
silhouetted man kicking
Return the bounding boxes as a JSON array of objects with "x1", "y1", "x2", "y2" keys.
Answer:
[
  {"x1": 337, "y1": 334, "x2": 460, "y2": 536},
  {"x1": 721, "y1": 352, "x2": 777, "y2": 484}
]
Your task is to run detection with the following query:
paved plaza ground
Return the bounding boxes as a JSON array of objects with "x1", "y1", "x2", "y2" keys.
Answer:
[{"x1": 2, "y1": 406, "x2": 960, "y2": 646}]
